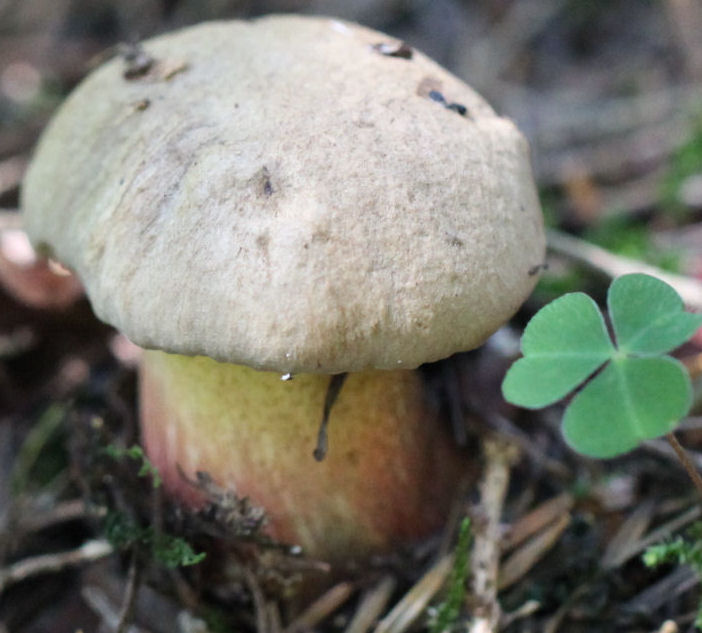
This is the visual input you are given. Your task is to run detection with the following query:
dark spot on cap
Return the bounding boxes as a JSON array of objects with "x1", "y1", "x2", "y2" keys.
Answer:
[
  {"x1": 120, "y1": 42, "x2": 154, "y2": 79},
  {"x1": 429, "y1": 90, "x2": 446, "y2": 104},
  {"x1": 423, "y1": 85, "x2": 471, "y2": 119},
  {"x1": 372, "y1": 41, "x2": 413, "y2": 59},
  {"x1": 259, "y1": 166, "x2": 273, "y2": 197},
  {"x1": 256, "y1": 233, "x2": 270, "y2": 261},
  {"x1": 446, "y1": 234, "x2": 464, "y2": 247}
]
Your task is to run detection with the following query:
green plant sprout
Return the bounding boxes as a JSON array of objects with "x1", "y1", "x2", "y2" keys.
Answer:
[
  {"x1": 103, "y1": 443, "x2": 162, "y2": 488},
  {"x1": 502, "y1": 273, "x2": 702, "y2": 458},
  {"x1": 428, "y1": 517, "x2": 472, "y2": 633},
  {"x1": 643, "y1": 521, "x2": 702, "y2": 629}
]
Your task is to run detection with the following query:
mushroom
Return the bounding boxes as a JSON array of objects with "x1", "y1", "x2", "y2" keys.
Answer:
[{"x1": 21, "y1": 16, "x2": 545, "y2": 565}]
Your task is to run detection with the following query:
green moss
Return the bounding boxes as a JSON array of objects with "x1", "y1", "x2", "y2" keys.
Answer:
[
  {"x1": 104, "y1": 510, "x2": 205, "y2": 569},
  {"x1": 103, "y1": 443, "x2": 162, "y2": 488},
  {"x1": 644, "y1": 521, "x2": 702, "y2": 629},
  {"x1": 428, "y1": 518, "x2": 472, "y2": 633}
]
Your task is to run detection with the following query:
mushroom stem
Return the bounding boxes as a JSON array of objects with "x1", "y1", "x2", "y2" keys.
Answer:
[{"x1": 139, "y1": 350, "x2": 464, "y2": 563}]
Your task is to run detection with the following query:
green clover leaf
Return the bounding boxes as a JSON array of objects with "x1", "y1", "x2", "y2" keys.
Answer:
[
  {"x1": 502, "y1": 273, "x2": 702, "y2": 458},
  {"x1": 609, "y1": 273, "x2": 702, "y2": 355},
  {"x1": 502, "y1": 293, "x2": 614, "y2": 408}
]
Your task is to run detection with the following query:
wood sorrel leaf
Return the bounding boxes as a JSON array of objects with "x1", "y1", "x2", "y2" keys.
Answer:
[
  {"x1": 608, "y1": 274, "x2": 702, "y2": 355},
  {"x1": 501, "y1": 292, "x2": 614, "y2": 408},
  {"x1": 502, "y1": 272, "x2": 701, "y2": 459},
  {"x1": 562, "y1": 356, "x2": 691, "y2": 458}
]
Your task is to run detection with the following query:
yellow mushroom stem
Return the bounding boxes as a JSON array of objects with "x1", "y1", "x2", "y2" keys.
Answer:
[{"x1": 139, "y1": 349, "x2": 465, "y2": 563}]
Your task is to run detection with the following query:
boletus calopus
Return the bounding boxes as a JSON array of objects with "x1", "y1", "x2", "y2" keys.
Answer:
[{"x1": 22, "y1": 16, "x2": 544, "y2": 568}]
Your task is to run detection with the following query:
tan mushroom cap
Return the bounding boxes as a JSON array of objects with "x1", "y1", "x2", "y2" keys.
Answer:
[{"x1": 22, "y1": 15, "x2": 545, "y2": 374}]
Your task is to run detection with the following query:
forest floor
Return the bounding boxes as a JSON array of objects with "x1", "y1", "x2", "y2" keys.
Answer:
[{"x1": 1, "y1": 1, "x2": 702, "y2": 632}]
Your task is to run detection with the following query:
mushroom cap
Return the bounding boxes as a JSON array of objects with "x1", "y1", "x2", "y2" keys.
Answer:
[{"x1": 22, "y1": 15, "x2": 545, "y2": 373}]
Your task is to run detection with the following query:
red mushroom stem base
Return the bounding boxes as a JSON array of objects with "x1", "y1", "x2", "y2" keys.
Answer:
[{"x1": 140, "y1": 350, "x2": 465, "y2": 565}]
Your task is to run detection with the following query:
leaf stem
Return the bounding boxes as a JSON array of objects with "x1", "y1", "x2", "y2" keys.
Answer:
[{"x1": 666, "y1": 432, "x2": 702, "y2": 499}]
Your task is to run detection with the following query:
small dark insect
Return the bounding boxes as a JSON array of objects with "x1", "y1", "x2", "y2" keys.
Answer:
[
  {"x1": 263, "y1": 178, "x2": 273, "y2": 197},
  {"x1": 427, "y1": 91, "x2": 471, "y2": 118},
  {"x1": 429, "y1": 90, "x2": 446, "y2": 103},
  {"x1": 528, "y1": 262, "x2": 549, "y2": 276},
  {"x1": 372, "y1": 41, "x2": 413, "y2": 59},
  {"x1": 447, "y1": 102, "x2": 468, "y2": 117}
]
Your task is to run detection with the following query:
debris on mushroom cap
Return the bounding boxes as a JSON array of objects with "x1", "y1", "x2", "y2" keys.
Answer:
[{"x1": 22, "y1": 15, "x2": 545, "y2": 374}]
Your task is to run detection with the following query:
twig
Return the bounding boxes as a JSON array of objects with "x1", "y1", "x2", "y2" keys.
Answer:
[
  {"x1": 621, "y1": 565, "x2": 698, "y2": 619},
  {"x1": 498, "y1": 514, "x2": 570, "y2": 590},
  {"x1": 0, "y1": 539, "x2": 113, "y2": 594},
  {"x1": 116, "y1": 550, "x2": 141, "y2": 633},
  {"x1": 666, "y1": 432, "x2": 702, "y2": 500},
  {"x1": 18, "y1": 498, "x2": 93, "y2": 533},
  {"x1": 643, "y1": 435, "x2": 702, "y2": 471},
  {"x1": 242, "y1": 567, "x2": 269, "y2": 633},
  {"x1": 468, "y1": 436, "x2": 520, "y2": 633},
  {"x1": 372, "y1": 555, "x2": 454, "y2": 633},
  {"x1": 81, "y1": 584, "x2": 146, "y2": 633},
  {"x1": 487, "y1": 412, "x2": 570, "y2": 479},
  {"x1": 547, "y1": 229, "x2": 702, "y2": 310},
  {"x1": 617, "y1": 505, "x2": 701, "y2": 565},
  {"x1": 501, "y1": 492, "x2": 574, "y2": 553},
  {"x1": 266, "y1": 601, "x2": 283, "y2": 633},
  {"x1": 285, "y1": 581, "x2": 355, "y2": 633},
  {"x1": 344, "y1": 576, "x2": 396, "y2": 633},
  {"x1": 601, "y1": 501, "x2": 655, "y2": 570}
]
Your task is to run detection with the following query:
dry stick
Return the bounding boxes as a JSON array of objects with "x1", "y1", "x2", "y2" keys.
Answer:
[
  {"x1": 498, "y1": 513, "x2": 571, "y2": 591},
  {"x1": 372, "y1": 555, "x2": 454, "y2": 633},
  {"x1": 285, "y1": 582, "x2": 356, "y2": 633},
  {"x1": 345, "y1": 576, "x2": 396, "y2": 633},
  {"x1": 546, "y1": 229, "x2": 702, "y2": 311},
  {"x1": 242, "y1": 567, "x2": 269, "y2": 633},
  {"x1": 115, "y1": 550, "x2": 141, "y2": 633},
  {"x1": 469, "y1": 436, "x2": 520, "y2": 633},
  {"x1": 18, "y1": 498, "x2": 92, "y2": 534},
  {"x1": 665, "y1": 433, "x2": 702, "y2": 500},
  {"x1": 0, "y1": 539, "x2": 113, "y2": 594}
]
